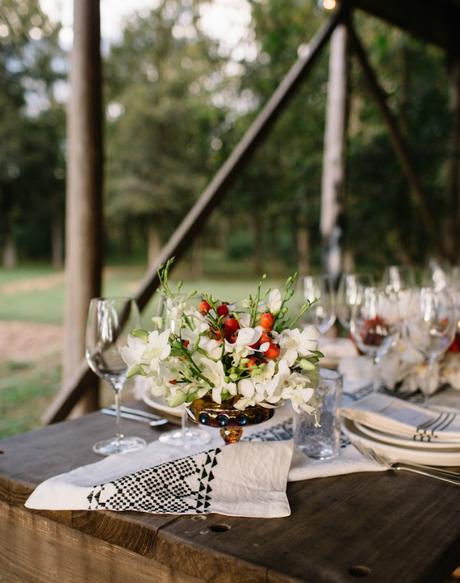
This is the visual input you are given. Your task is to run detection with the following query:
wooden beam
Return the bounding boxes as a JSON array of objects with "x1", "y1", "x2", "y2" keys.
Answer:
[
  {"x1": 349, "y1": 0, "x2": 460, "y2": 56},
  {"x1": 62, "y1": 0, "x2": 103, "y2": 410},
  {"x1": 348, "y1": 21, "x2": 446, "y2": 258},
  {"x1": 43, "y1": 8, "x2": 343, "y2": 424},
  {"x1": 320, "y1": 23, "x2": 349, "y2": 284},
  {"x1": 446, "y1": 58, "x2": 460, "y2": 261}
]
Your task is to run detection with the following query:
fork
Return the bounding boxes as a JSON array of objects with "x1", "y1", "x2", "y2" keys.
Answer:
[{"x1": 352, "y1": 440, "x2": 460, "y2": 486}]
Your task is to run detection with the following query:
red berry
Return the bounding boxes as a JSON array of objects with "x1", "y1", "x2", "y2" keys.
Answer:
[
  {"x1": 449, "y1": 334, "x2": 460, "y2": 353},
  {"x1": 182, "y1": 340, "x2": 190, "y2": 348},
  {"x1": 246, "y1": 356, "x2": 258, "y2": 368},
  {"x1": 199, "y1": 300, "x2": 211, "y2": 315},
  {"x1": 217, "y1": 303, "x2": 229, "y2": 317},
  {"x1": 260, "y1": 312, "x2": 275, "y2": 331},
  {"x1": 259, "y1": 332, "x2": 272, "y2": 345},
  {"x1": 224, "y1": 317, "x2": 239, "y2": 338},
  {"x1": 265, "y1": 343, "x2": 280, "y2": 359}
]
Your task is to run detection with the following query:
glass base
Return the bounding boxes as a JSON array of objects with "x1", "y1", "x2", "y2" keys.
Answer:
[
  {"x1": 93, "y1": 436, "x2": 147, "y2": 456},
  {"x1": 297, "y1": 444, "x2": 339, "y2": 461},
  {"x1": 159, "y1": 427, "x2": 211, "y2": 447}
]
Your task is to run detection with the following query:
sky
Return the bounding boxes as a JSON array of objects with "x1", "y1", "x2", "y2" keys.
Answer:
[{"x1": 39, "y1": 0, "x2": 253, "y2": 54}]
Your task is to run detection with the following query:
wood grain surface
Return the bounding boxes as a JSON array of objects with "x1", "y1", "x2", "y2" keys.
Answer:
[{"x1": 1, "y1": 410, "x2": 460, "y2": 582}]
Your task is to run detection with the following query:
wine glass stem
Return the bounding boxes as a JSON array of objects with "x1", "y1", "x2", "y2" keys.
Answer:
[
  {"x1": 112, "y1": 382, "x2": 125, "y2": 445},
  {"x1": 372, "y1": 354, "x2": 380, "y2": 392}
]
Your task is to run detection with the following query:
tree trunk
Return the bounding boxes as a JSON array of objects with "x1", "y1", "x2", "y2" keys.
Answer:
[
  {"x1": 63, "y1": 0, "x2": 103, "y2": 415},
  {"x1": 296, "y1": 225, "x2": 310, "y2": 277},
  {"x1": 320, "y1": 24, "x2": 348, "y2": 286},
  {"x1": 446, "y1": 58, "x2": 460, "y2": 262},
  {"x1": 252, "y1": 215, "x2": 264, "y2": 275},
  {"x1": 147, "y1": 223, "x2": 162, "y2": 267},
  {"x1": 51, "y1": 202, "x2": 64, "y2": 269},
  {"x1": 2, "y1": 227, "x2": 17, "y2": 269},
  {"x1": 191, "y1": 236, "x2": 204, "y2": 279}
]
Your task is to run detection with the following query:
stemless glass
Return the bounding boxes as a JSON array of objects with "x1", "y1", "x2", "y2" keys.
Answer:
[
  {"x1": 382, "y1": 265, "x2": 416, "y2": 294},
  {"x1": 300, "y1": 275, "x2": 336, "y2": 334},
  {"x1": 86, "y1": 297, "x2": 147, "y2": 455},
  {"x1": 158, "y1": 294, "x2": 211, "y2": 448},
  {"x1": 350, "y1": 286, "x2": 400, "y2": 391},
  {"x1": 405, "y1": 287, "x2": 457, "y2": 397},
  {"x1": 337, "y1": 273, "x2": 374, "y2": 329}
]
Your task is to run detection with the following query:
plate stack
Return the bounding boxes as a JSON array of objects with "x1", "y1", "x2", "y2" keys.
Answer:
[{"x1": 341, "y1": 393, "x2": 460, "y2": 467}]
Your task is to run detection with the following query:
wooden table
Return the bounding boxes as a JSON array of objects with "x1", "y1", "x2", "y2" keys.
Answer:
[{"x1": 1, "y1": 410, "x2": 460, "y2": 583}]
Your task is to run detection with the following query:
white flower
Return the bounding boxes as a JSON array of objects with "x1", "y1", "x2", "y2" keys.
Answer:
[
  {"x1": 199, "y1": 337, "x2": 222, "y2": 360},
  {"x1": 268, "y1": 289, "x2": 282, "y2": 314},
  {"x1": 143, "y1": 329, "x2": 171, "y2": 370},
  {"x1": 121, "y1": 335, "x2": 148, "y2": 374},
  {"x1": 198, "y1": 356, "x2": 236, "y2": 404},
  {"x1": 279, "y1": 326, "x2": 319, "y2": 366},
  {"x1": 224, "y1": 326, "x2": 263, "y2": 363}
]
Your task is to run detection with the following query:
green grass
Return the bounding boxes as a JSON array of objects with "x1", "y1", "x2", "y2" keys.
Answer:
[
  {"x1": 0, "y1": 356, "x2": 61, "y2": 439},
  {"x1": 0, "y1": 265, "x2": 284, "y2": 325}
]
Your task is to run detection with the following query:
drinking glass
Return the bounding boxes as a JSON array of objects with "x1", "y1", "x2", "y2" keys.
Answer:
[
  {"x1": 158, "y1": 294, "x2": 211, "y2": 448},
  {"x1": 405, "y1": 287, "x2": 457, "y2": 397},
  {"x1": 293, "y1": 368, "x2": 342, "y2": 460},
  {"x1": 300, "y1": 275, "x2": 336, "y2": 334},
  {"x1": 350, "y1": 286, "x2": 400, "y2": 391},
  {"x1": 337, "y1": 273, "x2": 374, "y2": 329},
  {"x1": 382, "y1": 265, "x2": 416, "y2": 294},
  {"x1": 86, "y1": 297, "x2": 147, "y2": 455}
]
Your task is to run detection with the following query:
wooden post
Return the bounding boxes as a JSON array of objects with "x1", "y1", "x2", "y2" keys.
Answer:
[
  {"x1": 447, "y1": 58, "x2": 460, "y2": 262},
  {"x1": 63, "y1": 0, "x2": 103, "y2": 413},
  {"x1": 320, "y1": 23, "x2": 348, "y2": 285}
]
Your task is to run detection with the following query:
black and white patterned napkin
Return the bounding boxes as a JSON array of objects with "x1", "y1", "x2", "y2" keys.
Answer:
[{"x1": 25, "y1": 436, "x2": 293, "y2": 518}]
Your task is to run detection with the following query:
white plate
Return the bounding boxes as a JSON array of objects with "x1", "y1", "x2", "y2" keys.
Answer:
[
  {"x1": 355, "y1": 421, "x2": 460, "y2": 451},
  {"x1": 141, "y1": 390, "x2": 185, "y2": 418},
  {"x1": 342, "y1": 418, "x2": 460, "y2": 466}
]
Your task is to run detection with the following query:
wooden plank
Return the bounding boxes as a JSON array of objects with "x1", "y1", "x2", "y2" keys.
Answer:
[
  {"x1": 350, "y1": 0, "x2": 460, "y2": 55},
  {"x1": 43, "y1": 8, "x2": 344, "y2": 426},
  {"x1": 2, "y1": 414, "x2": 460, "y2": 582},
  {"x1": 0, "y1": 502, "x2": 200, "y2": 583},
  {"x1": 63, "y1": 0, "x2": 103, "y2": 413},
  {"x1": 320, "y1": 23, "x2": 348, "y2": 282}
]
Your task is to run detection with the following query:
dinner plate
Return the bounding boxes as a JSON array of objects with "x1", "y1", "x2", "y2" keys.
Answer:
[
  {"x1": 342, "y1": 418, "x2": 460, "y2": 466},
  {"x1": 355, "y1": 421, "x2": 460, "y2": 450},
  {"x1": 141, "y1": 390, "x2": 184, "y2": 418}
]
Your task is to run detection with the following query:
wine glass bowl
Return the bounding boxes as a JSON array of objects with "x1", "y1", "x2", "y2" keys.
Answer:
[
  {"x1": 86, "y1": 297, "x2": 147, "y2": 456},
  {"x1": 382, "y1": 265, "x2": 416, "y2": 294},
  {"x1": 300, "y1": 275, "x2": 336, "y2": 334},
  {"x1": 337, "y1": 273, "x2": 373, "y2": 329}
]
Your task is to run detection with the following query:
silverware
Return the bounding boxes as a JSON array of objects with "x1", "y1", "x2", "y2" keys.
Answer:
[
  {"x1": 352, "y1": 440, "x2": 460, "y2": 486},
  {"x1": 108, "y1": 404, "x2": 165, "y2": 422},
  {"x1": 101, "y1": 408, "x2": 168, "y2": 427}
]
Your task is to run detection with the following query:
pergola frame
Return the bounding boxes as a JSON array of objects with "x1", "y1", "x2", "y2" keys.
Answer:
[{"x1": 44, "y1": 0, "x2": 460, "y2": 424}]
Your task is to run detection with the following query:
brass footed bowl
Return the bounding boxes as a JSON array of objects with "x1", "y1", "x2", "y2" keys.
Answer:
[{"x1": 187, "y1": 395, "x2": 274, "y2": 444}]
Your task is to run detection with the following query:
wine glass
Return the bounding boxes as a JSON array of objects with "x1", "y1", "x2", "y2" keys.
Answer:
[
  {"x1": 350, "y1": 286, "x2": 400, "y2": 391},
  {"x1": 405, "y1": 287, "x2": 457, "y2": 398},
  {"x1": 158, "y1": 294, "x2": 211, "y2": 448},
  {"x1": 382, "y1": 265, "x2": 416, "y2": 294},
  {"x1": 300, "y1": 275, "x2": 336, "y2": 334},
  {"x1": 86, "y1": 297, "x2": 147, "y2": 456},
  {"x1": 337, "y1": 273, "x2": 374, "y2": 329}
]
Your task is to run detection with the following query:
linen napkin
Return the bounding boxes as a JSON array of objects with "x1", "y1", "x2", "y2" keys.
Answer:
[
  {"x1": 25, "y1": 438, "x2": 293, "y2": 518},
  {"x1": 341, "y1": 393, "x2": 460, "y2": 443}
]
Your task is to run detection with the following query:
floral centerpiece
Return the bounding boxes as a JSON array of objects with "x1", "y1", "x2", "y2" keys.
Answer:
[{"x1": 122, "y1": 260, "x2": 322, "y2": 442}]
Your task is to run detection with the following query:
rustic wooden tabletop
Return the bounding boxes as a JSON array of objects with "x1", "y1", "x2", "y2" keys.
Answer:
[{"x1": 1, "y1": 409, "x2": 460, "y2": 583}]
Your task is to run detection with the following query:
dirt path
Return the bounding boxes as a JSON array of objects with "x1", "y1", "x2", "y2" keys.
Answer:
[{"x1": 0, "y1": 321, "x2": 62, "y2": 363}]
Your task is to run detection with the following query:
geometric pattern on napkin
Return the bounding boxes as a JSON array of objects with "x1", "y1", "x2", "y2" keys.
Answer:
[
  {"x1": 87, "y1": 447, "x2": 221, "y2": 513},
  {"x1": 244, "y1": 419, "x2": 293, "y2": 442}
]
